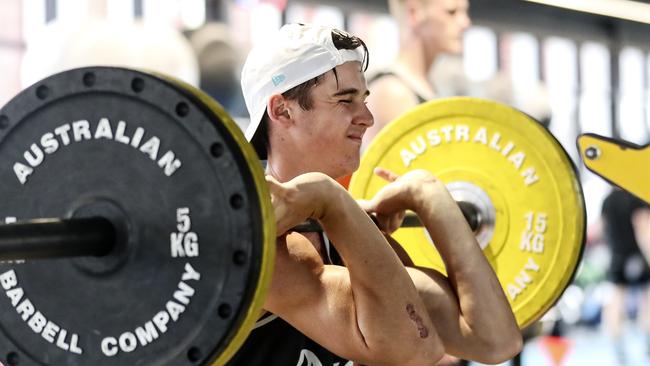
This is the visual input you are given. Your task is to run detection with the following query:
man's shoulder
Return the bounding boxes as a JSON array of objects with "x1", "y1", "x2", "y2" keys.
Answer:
[
  {"x1": 369, "y1": 74, "x2": 417, "y2": 99},
  {"x1": 367, "y1": 76, "x2": 420, "y2": 121},
  {"x1": 278, "y1": 232, "x2": 324, "y2": 264},
  {"x1": 265, "y1": 233, "x2": 327, "y2": 311}
]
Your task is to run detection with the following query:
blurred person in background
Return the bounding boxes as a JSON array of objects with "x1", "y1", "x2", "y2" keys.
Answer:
[
  {"x1": 188, "y1": 22, "x2": 248, "y2": 123},
  {"x1": 600, "y1": 188, "x2": 650, "y2": 363},
  {"x1": 362, "y1": 0, "x2": 471, "y2": 150},
  {"x1": 21, "y1": 19, "x2": 199, "y2": 89}
]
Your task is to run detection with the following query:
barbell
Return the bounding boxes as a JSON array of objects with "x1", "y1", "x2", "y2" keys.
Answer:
[{"x1": 0, "y1": 67, "x2": 585, "y2": 365}]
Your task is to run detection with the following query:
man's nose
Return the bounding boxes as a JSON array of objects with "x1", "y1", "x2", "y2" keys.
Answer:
[
  {"x1": 459, "y1": 11, "x2": 472, "y2": 30},
  {"x1": 356, "y1": 103, "x2": 374, "y2": 127}
]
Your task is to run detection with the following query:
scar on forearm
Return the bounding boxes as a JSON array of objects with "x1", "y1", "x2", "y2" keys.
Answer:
[{"x1": 406, "y1": 304, "x2": 429, "y2": 338}]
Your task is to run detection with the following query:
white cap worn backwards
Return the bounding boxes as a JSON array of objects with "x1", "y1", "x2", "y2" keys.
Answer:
[{"x1": 241, "y1": 23, "x2": 367, "y2": 159}]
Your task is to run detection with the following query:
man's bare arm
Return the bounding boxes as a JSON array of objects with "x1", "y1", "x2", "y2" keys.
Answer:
[
  {"x1": 633, "y1": 207, "x2": 650, "y2": 263},
  {"x1": 265, "y1": 173, "x2": 443, "y2": 365},
  {"x1": 408, "y1": 172, "x2": 522, "y2": 363},
  {"x1": 364, "y1": 170, "x2": 522, "y2": 363}
]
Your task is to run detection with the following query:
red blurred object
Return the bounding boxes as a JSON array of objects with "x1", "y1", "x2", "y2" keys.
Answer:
[
  {"x1": 263, "y1": 0, "x2": 287, "y2": 11},
  {"x1": 539, "y1": 335, "x2": 573, "y2": 366},
  {"x1": 336, "y1": 174, "x2": 351, "y2": 189}
]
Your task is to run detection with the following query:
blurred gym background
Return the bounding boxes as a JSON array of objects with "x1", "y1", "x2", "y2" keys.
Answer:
[{"x1": 1, "y1": 1, "x2": 649, "y2": 365}]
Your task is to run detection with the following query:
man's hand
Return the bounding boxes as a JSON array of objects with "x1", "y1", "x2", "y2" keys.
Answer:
[
  {"x1": 359, "y1": 167, "x2": 444, "y2": 234},
  {"x1": 266, "y1": 173, "x2": 334, "y2": 236}
]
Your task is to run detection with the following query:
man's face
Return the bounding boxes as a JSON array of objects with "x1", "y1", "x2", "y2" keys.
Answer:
[
  {"x1": 417, "y1": 0, "x2": 471, "y2": 55},
  {"x1": 287, "y1": 61, "x2": 373, "y2": 178}
]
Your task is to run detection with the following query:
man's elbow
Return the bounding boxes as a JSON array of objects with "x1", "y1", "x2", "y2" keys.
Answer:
[
  {"x1": 495, "y1": 324, "x2": 524, "y2": 360},
  {"x1": 403, "y1": 339, "x2": 445, "y2": 366},
  {"x1": 474, "y1": 330, "x2": 523, "y2": 364},
  {"x1": 363, "y1": 335, "x2": 445, "y2": 366}
]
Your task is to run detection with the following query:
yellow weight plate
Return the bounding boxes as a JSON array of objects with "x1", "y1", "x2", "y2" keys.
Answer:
[
  {"x1": 161, "y1": 75, "x2": 276, "y2": 365},
  {"x1": 578, "y1": 133, "x2": 650, "y2": 204},
  {"x1": 350, "y1": 97, "x2": 585, "y2": 329}
]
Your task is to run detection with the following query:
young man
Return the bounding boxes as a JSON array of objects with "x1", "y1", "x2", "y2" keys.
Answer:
[
  {"x1": 227, "y1": 23, "x2": 521, "y2": 366},
  {"x1": 362, "y1": 0, "x2": 471, "y2": 150}
]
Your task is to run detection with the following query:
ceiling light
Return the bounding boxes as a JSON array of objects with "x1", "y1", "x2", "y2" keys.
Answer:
[{"x1": 524, "y1": 0, "x2": 650, "y2": 25}]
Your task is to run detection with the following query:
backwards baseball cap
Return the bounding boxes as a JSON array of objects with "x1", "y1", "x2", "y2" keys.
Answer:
[{"x1": 241, "y1": 23, "x2": 368, "y2": 159}]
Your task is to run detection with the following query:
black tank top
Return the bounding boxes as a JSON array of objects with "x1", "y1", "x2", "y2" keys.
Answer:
[
  {"x1": 226, "y1": 314, "x2": 353, "y2": 366},
  {"x1": 226, "y1": 235, "x2": 353, "y2": 366},
  {"x1": 602, "y1": 189, "x2": 649, "y2": 257},
  {"x1": 368, "y1": 70, "x2": 429, "y2": 104}
]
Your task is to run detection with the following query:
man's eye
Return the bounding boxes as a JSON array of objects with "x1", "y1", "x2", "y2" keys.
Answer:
[{"x1": 338, "y1": 100, "x2": 352, "y2": 104}]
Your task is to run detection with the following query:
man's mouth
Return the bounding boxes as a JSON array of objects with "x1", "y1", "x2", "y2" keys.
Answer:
[
  {"x1": 347, "y1": 136, "x2": 362, "y2": 143},
  {"x1": 347, "y1": 132, "x2": 364, "y2": 142}
]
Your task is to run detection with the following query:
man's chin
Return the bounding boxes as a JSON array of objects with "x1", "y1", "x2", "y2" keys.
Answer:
[
  {"x1": 349, "y1": 162, "x2": 360, "y2": 176},
  {"x1": 451, "y1": 39, "x2": 465, "y2": 54},
  {"x1": 335, "y1": 161, "x2": 359, "y2": 178}
]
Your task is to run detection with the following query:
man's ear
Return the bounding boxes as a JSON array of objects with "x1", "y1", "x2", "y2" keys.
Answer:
[
  {"x1": 404, "y1": 0, "x2": 424, "y2": 26},
  {"x1": 267, "y1": 94, "x2": 292, "y2": 126}
]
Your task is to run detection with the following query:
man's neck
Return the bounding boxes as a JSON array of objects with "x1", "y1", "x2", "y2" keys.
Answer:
[
  {"x1": 397, "y1": 33, "x2": 437, "y2": 79},
  {"x1": 265, "y1": 155, "x2": 297, "y2": 182},
  {"x1": 266, "y1": 155, "x2": 347, "y2": 184},
  {"x1": 265, "y1": 155, "x2": 321, "y2": 183}
]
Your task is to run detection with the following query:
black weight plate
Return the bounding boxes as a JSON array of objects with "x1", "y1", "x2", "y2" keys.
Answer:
[{"x1": 0, "y1": 67, "x2": 275, "y2": 366}]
